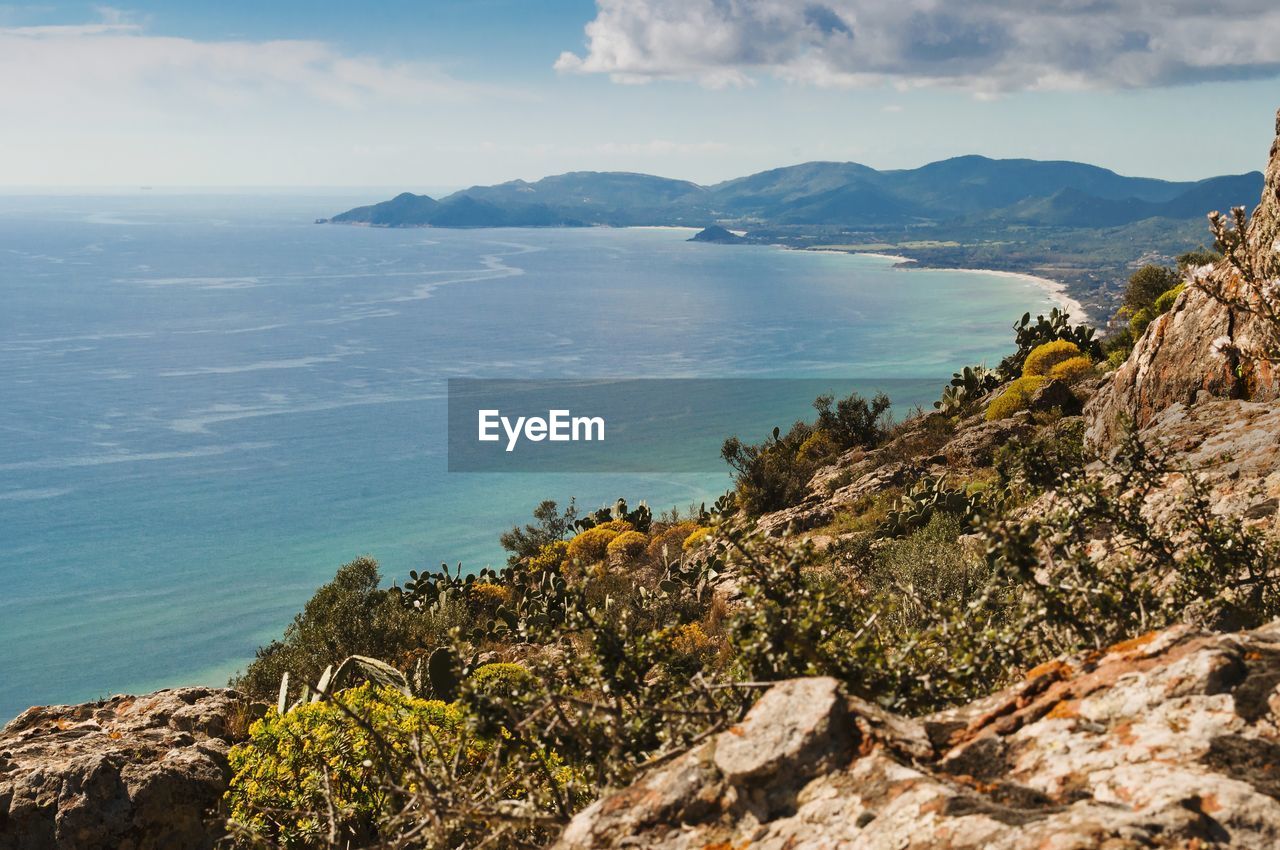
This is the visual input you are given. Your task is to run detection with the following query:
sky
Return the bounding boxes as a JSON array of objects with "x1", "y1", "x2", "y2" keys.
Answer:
[{"x1": 3, "y1": 0, "x2": 1280, "y2": 188}]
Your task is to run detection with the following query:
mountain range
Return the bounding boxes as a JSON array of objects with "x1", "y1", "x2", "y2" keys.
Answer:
[{"x1": 327, "y1": 156, "x2": 1263, "y2": 230}]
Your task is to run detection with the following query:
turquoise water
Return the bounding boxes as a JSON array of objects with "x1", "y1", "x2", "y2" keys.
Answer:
[{"x1": 0, "y1": 194, "x2": 1061, "y2": 720}]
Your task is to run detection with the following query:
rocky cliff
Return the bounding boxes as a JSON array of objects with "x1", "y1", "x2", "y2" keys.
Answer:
[
  {"x1": 1086, "y1": 109, "x2": 1280, "y2": 446},
  {"x1": 0, "y1": 688, "x2": 243, "y2": 850}
]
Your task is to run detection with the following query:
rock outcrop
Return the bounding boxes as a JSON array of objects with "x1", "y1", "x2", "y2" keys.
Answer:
[
  {"x1": 0, "y1": 688, "x2": 244, "y2": 850},
  {"x1": 556, "y1": 622, "x2": 1280, "y2": 849},
  {"x1": 1138, "y1": 398, "x2": 1280, "y2": 531},
  {"x1": 1087, "y1": 109, "x2": 1280, "y2": 446}
]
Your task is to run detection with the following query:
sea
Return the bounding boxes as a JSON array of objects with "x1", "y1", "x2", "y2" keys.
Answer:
[{"x1": 0, "y1": 192, "x2": 1066, "y2": 721}]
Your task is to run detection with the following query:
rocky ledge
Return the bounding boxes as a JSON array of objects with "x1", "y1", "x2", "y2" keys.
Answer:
[
  {"x1": 557, "y1": 622, "x2": 1280, "y2": 849},
  {"x1": 0, "y1": 688, "x2": 244, "y2": 850}
]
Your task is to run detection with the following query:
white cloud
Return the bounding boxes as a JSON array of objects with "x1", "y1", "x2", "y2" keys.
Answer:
[
  {"x1": 0, "y1": 13, "x2": 509, "y2": 118},
  {"x1": 556, "y1": 0, "x2": 1280, "y2": 93}
]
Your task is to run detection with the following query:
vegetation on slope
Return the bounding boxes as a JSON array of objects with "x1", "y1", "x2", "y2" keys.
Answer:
[{"x1": 224, "y1": 286, "x2": 1280, "y2": 848}]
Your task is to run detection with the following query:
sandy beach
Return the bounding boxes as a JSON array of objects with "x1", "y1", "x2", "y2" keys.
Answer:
[
  {"x1": 929, "y1": 267, "x2": 1090, "y2": 325},
  {"x1": 846, "y1": 251, "x2": 1090, "y2": 325}
]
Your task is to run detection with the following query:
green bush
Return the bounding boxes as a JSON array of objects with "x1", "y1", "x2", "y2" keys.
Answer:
[
  {"x1": 1153, "y1": 283, "x2": 1186, "y2": 314},
  {"x1": 722, "y1": 390, "x2": 891, "y2": 515},
  {"x1": 994, "y1": 418, "x2": 1086, "y2": 494},
  {"x1": 233, "y1": 558, "x2": 427, "y2": 703},
  {"x1": 1176, "y1": 247, "x2": 1221, "y2": 269},
  {"x1": 501, "y1": 500, "x2": 578, "y2": 566},
  {"x1": 1123, "y1": 264, "x2": 1181, "y2": 312},
  {"x1": 1023, "y1": 340, "x2": 1082, "y2": 377},
  {"x1": 869, "y1": 514, "x2": 985, "y2": 634}
]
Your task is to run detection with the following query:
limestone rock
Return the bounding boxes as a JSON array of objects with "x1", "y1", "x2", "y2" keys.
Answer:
[
  {"x1": 554, "y1": 622, "x2": 1280, "y2": 849},
  {"x1": 713, "y1": 677, "x2": 850, "y2": 785},
  {"x1": 0, "y1": 688, "x2": 245, "y2": 850},
  {"x1": 1135, "y1": 398, "x2": 1280, "y2": 532},
  {"x1": 940, "y1": 412, "x2": 1034, "y2": 467}
]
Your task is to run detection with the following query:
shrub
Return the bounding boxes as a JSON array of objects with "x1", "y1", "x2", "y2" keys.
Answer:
[
  {"x1": 1023, "y1": 340, "x2": 1082, "y2": 377},
  {"x1": 469, "y1": 582, "x2": 511, "y2": 608},
  {"x1": 225, "y1": 683, "x2": 473, "y2": 849},
  {"x1": 469, "y1": 662, "x2": 539, "y2": 700},
  {"x1": 527, "y1": 540, "x2": 568, "y2": 573},
  {"x1": 1047, "y1": 355, "x2": 1096, "y2": 384},
  {"x1": 994, "y1": 418, "x2": 1086, "y2": 494},
  {"x1": 566, "y1": 526, "x2": 619, "y2": 563},
  {"x1": 997, "y1": 309, "x2": 1101, "y2": 378},
  {"x1": 683, "y1": 527, "x2": 712, "y2": 551},
  {"x1": 796, "y1": 429, "x2": 836, "y2": 464},
  {"x1": 606, "y1": 530, "x2": 648, "y2": 561},
  {"x1": 1153, "y1": 283, "x2": 1186, "y2": 314},
  {"x1": 812, "y1": 391, "x2": 892, "y2": 449},
  {"x1": 1123, "y1": 264, "x2": 1181, "y2": 312},
  {"x1": 1128, "y1": 305, "x2": 1157, "y2": 338},
  {"x1": 645, "y1": 522, "x2": 698, "y2": 562},
  {"x1": 232, "y1": 558, "x2": 424, "y2": 703},
  {"x1": 595, "y1": 519, "x2": 635, "y2": 534},
  {"x1": 869, "y1": 514, "x2": 985, "y2": 634},
  {"x1": 500, "y1": 500, "x2": 577, "y2": 566},
  {"x1": 1176, "y1": 247, "x2": 1221, "y2": 269},
  {"x1": 722, "y1": 390, "x2": 892, "y2": 515},
  {"x1": 985, "y1": 376, "x2": 1046, "y2": 421}
]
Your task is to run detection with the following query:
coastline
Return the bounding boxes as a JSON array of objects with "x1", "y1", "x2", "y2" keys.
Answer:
[
  {"x1": 822, "y1": 249, "x2": 1091, "y2": 325},
  {"x1": 930, "y1": 267, "x2": 1090, "y2": 326}
]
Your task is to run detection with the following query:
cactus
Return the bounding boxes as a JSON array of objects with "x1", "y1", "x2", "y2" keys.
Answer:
[
  {"x1": 427, "y1": 646, "x2": 461, "y2": 701},
  {"x1": 880, "y1": 475, "x2": 982, "y2": 538},
  {"x1": 573, "y1": 498, "x2": 652, "y2": 534},
  {"x1": 934, "y1": 364, "x2": 1000, "y2": 414},
  {"x1": 998, "y1": 309, "x2": 1101, "y2": 380}
]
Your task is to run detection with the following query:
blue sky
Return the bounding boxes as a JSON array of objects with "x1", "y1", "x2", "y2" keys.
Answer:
[{"x1": 3, "y1": 1, "x2": 1279, "y2": 187}]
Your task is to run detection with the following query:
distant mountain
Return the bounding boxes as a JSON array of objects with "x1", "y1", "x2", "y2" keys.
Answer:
[
  {"x1": 328, "y1": 159, "x2": 1264, "y2": 230},
  {"x1": 688, "y1": 225, "x2": 745, "y2": 244}
]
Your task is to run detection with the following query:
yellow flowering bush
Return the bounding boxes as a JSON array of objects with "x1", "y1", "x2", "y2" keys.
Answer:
[
  {"x1": 985, "y1": 376, "x2": 1047, "y2": 421},
  {"x1": 527, "y1": 539, "x2": 568, "y2": 573},
  {"x1": 1022, "y1": 340, "x2": 1083, "y2": 377},
  {"x1": 566, "y1": 527, "x2": 618, "y2": 564},
  {"x1": 225, "y1": 683, "x2": 475, "y2": 848},
  {"x1": 645, "y1": 522, "x2": 698, "y2": 562},
  {"x1": 682, "y1": 527, "x2": 712, "y2": 551},
  {"x1": 468, "y1": 581, "x2": 512, "y2": 608},
  {"x1": 606, "y1": 530, "x2": 649, "y2": 561},
  {"x1": 669, "y1": 622, "x2": 713, "y2": 656},
  {"x1": 1047, "y1": 355, "x2": 1096, "y2": 384},
  {"x1": 470, "y1": 662, "x2": 539, "y2": 700}
]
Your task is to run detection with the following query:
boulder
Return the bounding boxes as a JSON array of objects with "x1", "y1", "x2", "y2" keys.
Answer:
[
  {"x1": 940, "y1": 412, "x2": 1035, "y2": 467},
  {"x1": 0, "y1": 688, "x2": 245, "y2": 850},
  {"x1": 554, "y1": 622, "x2": 1280, "y2": 849},
  {"x1": 1027, "y1": 378, "x2": 1082, "y2": 416}
]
